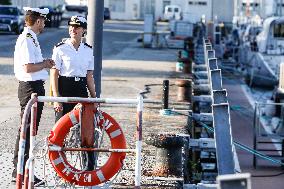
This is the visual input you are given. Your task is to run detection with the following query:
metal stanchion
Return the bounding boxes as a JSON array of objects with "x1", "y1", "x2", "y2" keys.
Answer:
[{"x1": 162, "y1": 80, "x2": 169, "y2": 110}]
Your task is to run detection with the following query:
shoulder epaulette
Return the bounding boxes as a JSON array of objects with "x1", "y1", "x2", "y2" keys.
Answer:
[
  {"x1": 26, "y1": 33, "x2": 37, "y2": 46},
  {"x1": 26, "y1": 33, "x2": 33, "y2": 38},
  {"x1": 84, "y1": 43, "x2": 92, "y2": 48},
  {"x1": 55, "y1": 41, "x2": 65, "y2": 47}
]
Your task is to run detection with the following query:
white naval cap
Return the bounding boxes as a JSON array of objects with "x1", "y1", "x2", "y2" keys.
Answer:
[
  {"x1": 23, "y1": 7, "x2": 49, "y2": 17},
  {"x1": 68, "y1": 16, "x2": 87, "y2": 29}
]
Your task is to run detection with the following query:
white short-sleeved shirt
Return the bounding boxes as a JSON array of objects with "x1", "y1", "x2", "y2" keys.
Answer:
[
  {"x1": 52, "y1": 39, "x2": 94, "y2": 77},
  {"x1": 14, "y1": 27, "x2": 48, "y2": 81}
]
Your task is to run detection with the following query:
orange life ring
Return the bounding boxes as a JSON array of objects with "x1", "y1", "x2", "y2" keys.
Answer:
[{"x1": 48, "y1": 109, "x2": 127, "y2": 186}]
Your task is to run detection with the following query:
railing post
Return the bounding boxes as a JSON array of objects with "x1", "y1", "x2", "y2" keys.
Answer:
[
  {"x1": 212, "y1": 103, "x2": 235, "y2": 175},
  {"x1": 213, "y1": 90, "x2": 228, "y2": 104},
  {"x1": 135, "y1": 95, "x2": 143, "y2": 188},
  {"x1": 28, "y1": 93, "x2": 38, "y2": 188},
  {"x1": 208, "y1": 58, "x2": 218, "y2": 70},
  {"x1": 207, "y1": 50, "x2": 215, "y2": 60},
  {"x1": 210, "y1": 69, "x2": 223, "y2": 91},
  {"x1": 16, "y1": 95, "x2": 37, "y2": 189},
  {"x1": 81, "y1": 103, "x2": 95, "y2": 170}
]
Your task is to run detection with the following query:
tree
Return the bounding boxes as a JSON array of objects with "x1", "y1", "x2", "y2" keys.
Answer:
[{"x1": 0, "y1": 0, "x2": 11, "y2": 5}]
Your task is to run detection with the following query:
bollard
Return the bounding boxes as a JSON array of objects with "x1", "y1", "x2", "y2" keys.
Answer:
[
  {"x1": 146, "y1": 133, "x2": 185, "y2": 177},
  {"x1": 175, "y1": 79, "x2": 192, "y2": 102},
  {"x1": 162, "y1": 80, "x2": 169, "y2": 109}
]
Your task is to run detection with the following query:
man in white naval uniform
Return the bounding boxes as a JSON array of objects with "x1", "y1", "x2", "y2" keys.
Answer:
[{"x1": 12, "y1": 7, "x2": 54, "y2": 184}]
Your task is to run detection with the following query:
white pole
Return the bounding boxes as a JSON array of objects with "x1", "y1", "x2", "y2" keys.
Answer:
[
  {"x1": 37, "y1": 96, "x2": 139, "y2": 104},
  {"x1": 134, "y1": 95, "x2": 143, "y2": 188},
  {"x1": 28, "y1": 95, "x2": 37, "y2": 188}
]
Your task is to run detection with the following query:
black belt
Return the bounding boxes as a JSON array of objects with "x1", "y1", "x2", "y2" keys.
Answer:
[
  {"x1": 19, "y1": 80, "x2": 44, "y2": 84},
  {"x1": 59, "y1": 76, "x2": 86, "y2": 82}
]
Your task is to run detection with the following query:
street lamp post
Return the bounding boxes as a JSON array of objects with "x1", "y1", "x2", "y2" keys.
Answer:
[{"x1": 87, "y1": 0, "x2": 104, "y2": 98}]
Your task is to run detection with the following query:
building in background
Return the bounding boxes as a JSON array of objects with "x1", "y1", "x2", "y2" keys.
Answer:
[
  {"x1": 22, "y1": 0, "x2": 233, "y2": 23},
  {"x1": 11, "y1": 0, "x2": 234, "y2": 23},
  {"x1": 104, "y1": 0, "x2": 234, "y2": 23},
  {"x1": 234, "y1": 0, "x2": 284, "y2": 19}
]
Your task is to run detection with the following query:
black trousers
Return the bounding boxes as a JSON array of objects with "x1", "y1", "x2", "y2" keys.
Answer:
[
  {"x1": 12, "y1": 80, "x2": 45, "y2": 178},
  {"x1": 55, "y1": 76, "x2": 88, "y2": 122},
  {"x1": 55, "y1": 76, "x2": 94, "y2": 170}
]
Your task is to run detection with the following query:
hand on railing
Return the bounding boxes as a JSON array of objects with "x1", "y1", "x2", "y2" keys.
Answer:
[
  {"x1": 73, "y1": 103, "x2": 98, "y2": 112},
  {"x1": 54, "y1": 102, "x2": 63, "y2": 112}
]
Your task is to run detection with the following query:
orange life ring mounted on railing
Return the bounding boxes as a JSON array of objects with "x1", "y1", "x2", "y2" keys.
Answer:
[{"x1": 48, "y1": 109, "x2": 127, "y2": 186}]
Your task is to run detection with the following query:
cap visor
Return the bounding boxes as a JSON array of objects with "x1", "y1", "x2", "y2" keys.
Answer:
[{"x1": 68, "y1": 22, "x2": 80, "y2": 25}]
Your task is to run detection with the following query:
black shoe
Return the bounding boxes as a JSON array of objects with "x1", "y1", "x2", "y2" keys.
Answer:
[
  {"x1": 34, "y1": 176, "x2": 45, "y2": 186},
  {"x1": 11, "y1": 177, "x2": 16, "y2": 183},
  {"x1": 11, "y1": 177, "x2": 22, "y2": 185},
  {"x1": 11, "y1": 169, "x2": 17, "y2": 183},
  {"x1": 11, "y1": 176, "x2": 44, "y2": 185}
]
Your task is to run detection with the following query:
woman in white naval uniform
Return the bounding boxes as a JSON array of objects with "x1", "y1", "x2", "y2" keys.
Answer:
[
  {"x1": 51, "y1": 15, "x2": 96, "y2": 121},
  {"x1": 12, "y1": 7, "x2": 54, "y2": 184},
  {"x1": 51, "y1": 15, "x2": 97, "y2": 171}
]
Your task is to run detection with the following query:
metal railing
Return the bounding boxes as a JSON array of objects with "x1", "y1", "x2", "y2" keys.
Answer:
[
  {"x1": 16, "y1": 95, "x2": 144, "y2": 189},
  {"x1": 184, "y1": 38, "x2": 243, "y2": 188}
]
